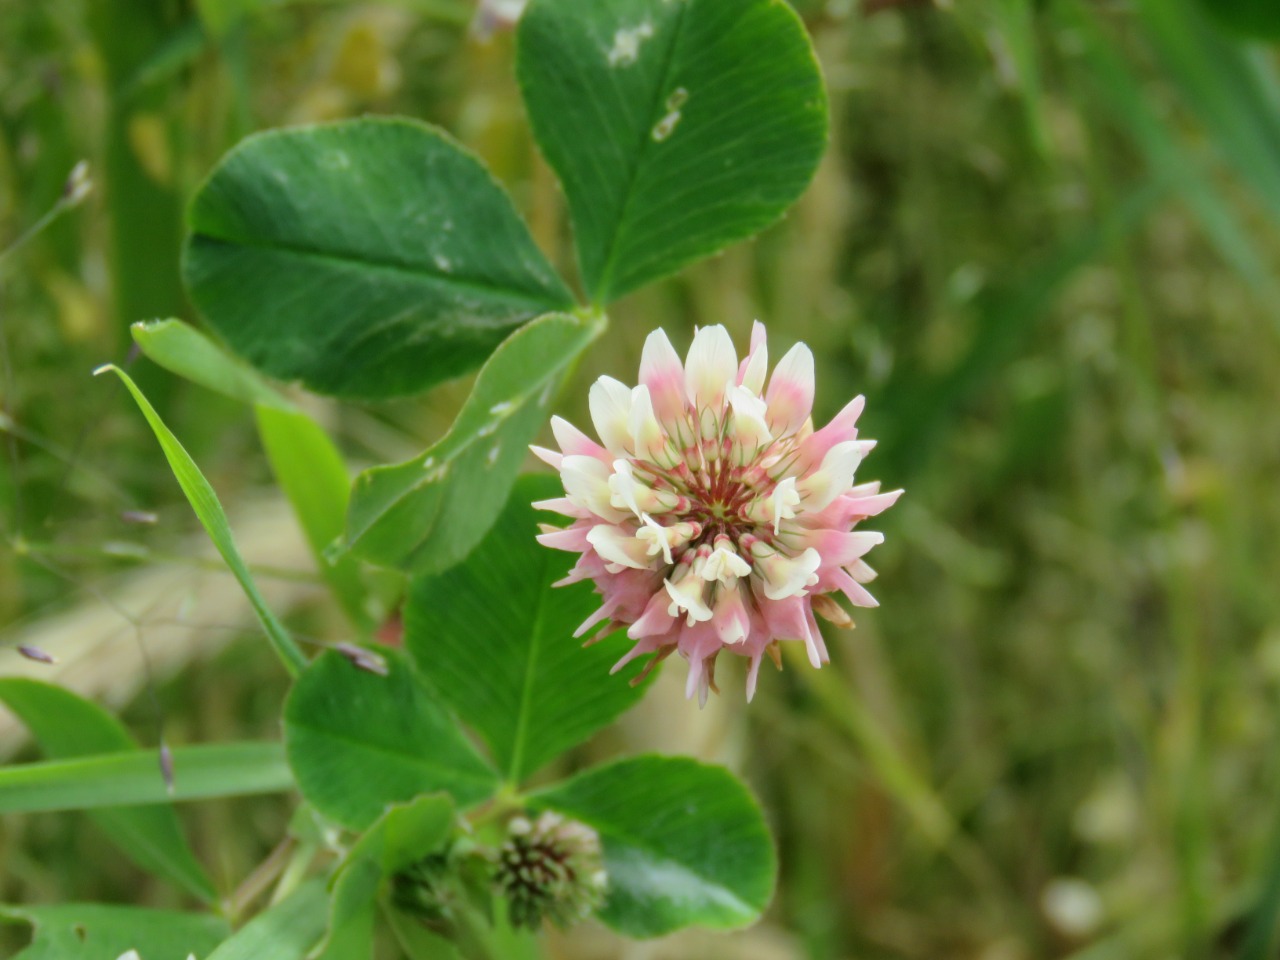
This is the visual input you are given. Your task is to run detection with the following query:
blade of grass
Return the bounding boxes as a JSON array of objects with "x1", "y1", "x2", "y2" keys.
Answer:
[
  {"x1": 1135, "y1": 0, "x2": 1280, "y2": 222},
  {"x1": 0, "y1": 742, "x2": 292, "y2": 813},
  {"x1": 206, "y1": 879, "x2": 329, "y2": 960},
  {"x1": 879, "y1": 180, "x2": 1165, "y2": 479},
  {"x1": 132, "y1": 321, "x2": 371, "y2": 630},
  {"x1": 94, "y1": 364, "x2": 308, "y2": 676},
  {"x1": 1061, "y1": 0, "x2": 1278, "y2": 300},
  {"x1": 0, "y1": 678, "x2": 217, "y2": 903}
]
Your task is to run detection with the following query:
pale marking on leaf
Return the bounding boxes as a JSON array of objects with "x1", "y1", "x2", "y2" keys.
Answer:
[
  {"x1": 607, "y1": 22, "x2": 654, "y2": 67},
  {"x1": 651, "y1": 88, "x2": 689, "y2": 143},
  {"x1": 486, "y1": 444, "x2": 501, "y2": 467}
]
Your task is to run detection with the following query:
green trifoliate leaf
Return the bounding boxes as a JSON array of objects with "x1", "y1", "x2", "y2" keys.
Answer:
[
  {"x1": 284, "y1": 650, "x2": 499, "y2": 830},
  {"x1": 405, "y1": 475, "x2": 649, "y2": 785},
  {"x1": 533, "y1": 755, "x2": 777, "y2": 937},
  {"x1": 344, "y1": 311, "x2": 600, "y2": 576},
  {"x1": 183, "y1": 117, "x2": 575, "y2": 399},
  {"x1": 517, "y1": 0, "x2": 827, "y2": 303}
]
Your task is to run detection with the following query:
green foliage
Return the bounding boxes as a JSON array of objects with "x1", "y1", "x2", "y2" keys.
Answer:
[
  {"x1": 1198, "y1": 0, "x2": 1280, "y2": 40},
  {"x1": 0, "y1": 679, "x2": 215, "y2": 903},
  {"x1": 131, "y1": 319, "x2": 370, "y2": 629},
  {"x1": 516, "y1": 0, "x2": 828, "y2": 302},
  {"x1": 0, "y1": 904, "x2": 228, "y2": 960},
  {"x1": 255, "y1": 404, "x2": 371, "y2": 630},
  {"x1": 205, "y1": 880, "x2": 329, "y2": 960},
  {"x1": 533, "y1": 755, "x2": 777, "y2": 937},
  {"x1": 183, "y1": 118, "x2": 575, "y2": 399},
  {"x1": 345, "y1": 312, "x2": 600, "y2": 576},
  {"x1": 1136, "y1": 0, "x2": 1280, "y2": 231},
  {"x1": 95, "y1": 364, "x2": 309, "y2": 676},
  {"x1": 283, "y1": 650, "x2": 498, "y2": 830},
  {"x1": 0, "y1": 743, "x2": 292, "y2": 813},
  {"x1": 131, "y1": 318, "x2": 291, "y2": 411},
  {"x1": 322, "y1": 794, "x2": 455, "y2": 959},
  {"x1": 406, "y1": 475, "x2": 649, "y2": 784}
]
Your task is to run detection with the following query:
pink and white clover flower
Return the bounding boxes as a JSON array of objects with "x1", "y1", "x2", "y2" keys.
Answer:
[{"x1": 532, "y1": 323, "x2": 901, "y2": 705}]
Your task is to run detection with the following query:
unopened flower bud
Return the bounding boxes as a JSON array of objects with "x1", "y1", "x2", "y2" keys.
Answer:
[{"x1": 494, "y1": 812, "x2": 606, "y2": 930}]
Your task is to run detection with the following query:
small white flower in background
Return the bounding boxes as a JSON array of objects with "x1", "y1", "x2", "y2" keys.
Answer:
[
  {"x1": 1041, "y1": 877, "x2": 1104, "y2": 938},
  {"x1": 114, "y1": 952, "x2": 195, "y2": 960},
  {"x1": 533, "y1": 322, "x2": 902, "y2": 704},
  {"x1": 63, "y1": 160, "x2": 92, "y2": 206},
  {"x1": 470, "y1": 0, "x2": 529, "y2": 40}
]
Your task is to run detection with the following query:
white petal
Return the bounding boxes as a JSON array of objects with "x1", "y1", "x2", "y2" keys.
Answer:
[
  {"x1": 636, "y1": 516, "x2": 697, "y2": 565},
  {"x1": 728, "y1": 383, "x2": 772, "y2": 454},
  {"x1": 797, "y1": 440, "x2": 864, "y2": 513},
  {"x1": 684, "y1": 325, "x2": 737, "y2": 412},
  {"x1": 754, "y1": 545, "x2": 822, "y2": 600},
  {"x1": 586, "y1": 524, "x2": 650, "y2": 570},
  {"x1": 588, "y1": 376, "x2": 634, "y2": 455},
  {"x1": 628, "y1": 384, "x2": 669, "y2": 462},
  {"x1": 771, "y1": 477, "x2": 800, "y2": 534},
  {"x1": 664, "y1": 569, "x2": 713, "y2": 624},
  {"x1": 561, "y1": 454, "x2": 627, "y2": 522},
  {"x1": 738, "y1": 320, "x2": 769, "y2": 394},
  {"x1": 700, "y1": 543, "x2": 751, "y2": 584}
]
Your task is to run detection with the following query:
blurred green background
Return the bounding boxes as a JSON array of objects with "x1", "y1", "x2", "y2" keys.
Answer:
[{"x1": 4, "y1": 0, "x2": 1280, "y2": 957}]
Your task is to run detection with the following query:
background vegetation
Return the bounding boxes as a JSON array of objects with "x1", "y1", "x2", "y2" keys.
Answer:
[{"x1": 3, "y1": 0, "x2": 1280, "y2": 957}]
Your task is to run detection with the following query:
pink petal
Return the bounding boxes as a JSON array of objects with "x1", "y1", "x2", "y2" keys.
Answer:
[
  {"x1": 529, "y1": 445, "x2": 562, "y2": 469},
  {"x1": 639, "y1": 328, "x2": 687, "y2": 425},
  {"x1": 794, "y1": 395, "x2": 864, "y2": 473},
  {"x1": 536, "y1": 525, "x2": 590, "y2": 551},
  {"x1": 551, "y1": 415, "x2": 609, "y2": 461},
  {"x1": 803, "y1": 529, "x2": 884, "y2": 567},
  {"x1": 531, "y1": 497, "x2": 590, "y2": 518},
  {"x1": 832, "y1": 568, "x2": 879, "y2": 607},
  {"x1": 765, "y1": 341, "x2": 815, "y2": 437}
]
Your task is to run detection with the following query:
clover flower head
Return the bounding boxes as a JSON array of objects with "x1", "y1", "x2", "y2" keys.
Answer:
[
  {"x1": 533, "y1": 322, "x2": 901, "y2": 705},
  {"x1": 495, "y1": 812, "x2": 606, "y2": 930}
]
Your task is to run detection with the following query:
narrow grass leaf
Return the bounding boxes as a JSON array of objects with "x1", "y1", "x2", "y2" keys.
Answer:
[
  {"x1": 132, "y1": 320, "x2": 371, "y2": 630},
  {"x1": 0, "y1": 742, "x2": 292, "y2": 813},
  {"x1": 205, "y1": 879, "x2": 328, "y2": 960},
  {"x1": 95, "y1": 364, "x2": 308, "y2": 676},
  {"x1": 1136, "y1": 0, "x2": 1280, "y2": 223},
  {"x1": 0, "y1": 678, "x2": 216, "y2": 903}
]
